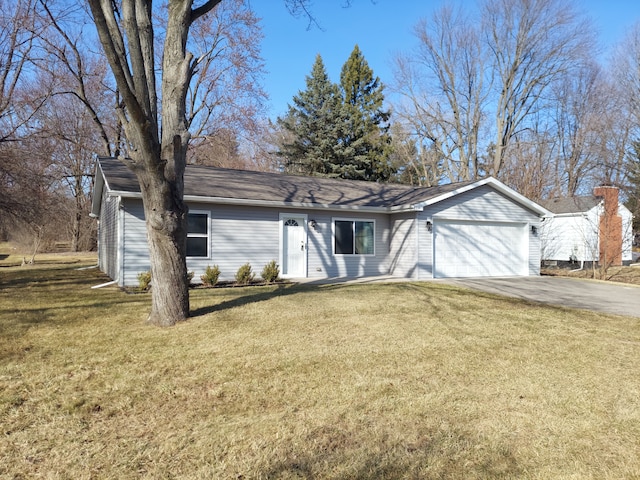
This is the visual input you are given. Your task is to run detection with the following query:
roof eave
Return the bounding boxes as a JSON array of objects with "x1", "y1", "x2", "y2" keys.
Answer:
[
  {"x1": 112, "y1": 192, "x2": 396, "y2": 213},
  {"x1": 90, "y1": 161, "x2": 105, "y2": 217}
]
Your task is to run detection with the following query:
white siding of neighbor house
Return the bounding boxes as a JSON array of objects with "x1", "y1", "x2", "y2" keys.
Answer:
[
  {"x1": 621, "y1": 206, "x2": 634, "y2": 262},
  {"x1": 540, "y1": 204, "x2": 634, "y2": 263},
  {"x1": 388, "y1": 212, "x2": 418, "y2": 278},
  {"x1": 540, "y1": 213, "x2": 599, "y2": 262},
  {"x1": 416, "y1": 185, "x2": 541, "y2": 279}
]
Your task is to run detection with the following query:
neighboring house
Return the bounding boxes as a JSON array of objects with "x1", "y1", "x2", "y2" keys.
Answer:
[
  {"x1": 90, "y1": 157, "x2": 550, "y2": 287},
  {"x1": 539, "y1": 186, "x2": 633, "y2": 266}
]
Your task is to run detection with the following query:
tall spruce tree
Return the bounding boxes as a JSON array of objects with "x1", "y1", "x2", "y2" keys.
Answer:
[
  {"x1": 277, "y1": 47, "x2": 394, "y2": 181},
  {"x1": 277, "y1": 54, "x2": 343, "y2": 176},
  {"x1": 338, "y1": 45, "x2": 393, "y2": 181}
]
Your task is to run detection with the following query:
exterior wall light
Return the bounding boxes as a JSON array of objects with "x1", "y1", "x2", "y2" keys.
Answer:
[
  {"x1": 531, "y1": 225, "x2": 538, "y2": 236},
  {"x1": 426, "y1": 221, "x2": 433, "y2": 233},
  {"x1": 309, "y1": 219, "x2": 317, "y2": 229}
]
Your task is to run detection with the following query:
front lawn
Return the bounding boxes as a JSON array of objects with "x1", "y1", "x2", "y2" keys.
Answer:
[{"x1": 1, "y1": 259, "x2": 639, "y2": 479}]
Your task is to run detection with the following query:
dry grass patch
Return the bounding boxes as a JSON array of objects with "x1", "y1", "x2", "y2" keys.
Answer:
[
  {"x1": 543, "y1": 263, "x2": 640, "y2": 286},
  {"x1": 1, "y1": 260, "x2": 639, "y2": 479}
]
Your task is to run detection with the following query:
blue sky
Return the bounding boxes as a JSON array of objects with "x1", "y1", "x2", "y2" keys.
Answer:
[{"x1": 250, "y1": 0, "x2": 640, "y2": 119}]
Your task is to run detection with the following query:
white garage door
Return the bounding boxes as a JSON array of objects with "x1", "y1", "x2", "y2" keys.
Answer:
[{"x1": 434, "y1": 220, "x2": 527, "y2": 278}]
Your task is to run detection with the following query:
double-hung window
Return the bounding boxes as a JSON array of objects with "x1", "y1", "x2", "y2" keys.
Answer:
[
  {"x1": 334, "y1": 219, "x2": 375, "y2": 255},
  {"x1": 187, "y1": 211, "x2": 209, "y2": 257}
]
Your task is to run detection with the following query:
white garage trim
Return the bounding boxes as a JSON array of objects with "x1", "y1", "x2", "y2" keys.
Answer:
[{"x1": 433, "y1": 219, "x2": 528, "y2": 278}]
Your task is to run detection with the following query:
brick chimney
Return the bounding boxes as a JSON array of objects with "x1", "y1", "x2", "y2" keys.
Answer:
[{"x1": 593, "y1": 186, "x2": 622, "y2": 266}]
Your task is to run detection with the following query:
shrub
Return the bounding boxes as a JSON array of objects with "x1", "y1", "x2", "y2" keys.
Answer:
[
  {"x1": 137, "y1": 271, "x2": 194, "y2": 290},
  {"x1": 235, "y1": 263, "x2": 254, "y2": 285},
  {"x1": 261, "y1": 260, "x2": 280, "y2": 284},
  {"x1": 200, "y1": 265, "x2": 221, "y2": 286},
  {"x1": 137, "y1": 271, "x2": 152, "y2": 291}
]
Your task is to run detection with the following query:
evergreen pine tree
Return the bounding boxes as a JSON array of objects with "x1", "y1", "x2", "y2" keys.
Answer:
[
  {"x1": 277, "y1": 54, "x2": 343, "y2": 176},
  {"x1": 337, "y1": 45, "x2": 393, "y2": 181}
]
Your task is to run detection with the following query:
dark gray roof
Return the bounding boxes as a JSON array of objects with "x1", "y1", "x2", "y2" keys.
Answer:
[
  {"x1": 98, "y1": 157, "x2": 477, "y2": 209},
  {"x1": 539, "y1": 196, "x2": 600, "y2": 214}
]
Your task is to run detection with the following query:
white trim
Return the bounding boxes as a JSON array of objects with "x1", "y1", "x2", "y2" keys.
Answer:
[
  {"x1": 331, "y1": 217, "x2": 376, "y2": 257},
  {"x1": 117, "y1": 197, "x2": 125, "y2": 287},
  {"x1": 186, "y1": 210, "x2": 211, "y2": 259}
]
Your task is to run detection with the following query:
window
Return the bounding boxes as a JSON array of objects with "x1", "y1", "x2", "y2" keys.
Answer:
[
  {"x1": 334, "y1": 219, "x2": 374, "y2": 255},
  {"x1": 187, "y1": 212, "x2": 209, "y2": 257}
]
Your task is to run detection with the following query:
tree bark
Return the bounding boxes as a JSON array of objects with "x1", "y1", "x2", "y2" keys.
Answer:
[{"x1": 87, "y1": 0, "x2": 223, "y2": 326}]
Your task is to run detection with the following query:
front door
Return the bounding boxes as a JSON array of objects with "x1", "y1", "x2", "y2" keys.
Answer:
[{"x1": 281, "y1": 215, "x2": 307, "y2": 277}]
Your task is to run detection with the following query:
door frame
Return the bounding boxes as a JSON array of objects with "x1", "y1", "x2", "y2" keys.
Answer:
[{"x1": 279, "y1": 213, "x2": 308, "y2": 278}]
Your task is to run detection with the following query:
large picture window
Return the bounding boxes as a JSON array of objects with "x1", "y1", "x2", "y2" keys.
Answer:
[
  {"x1": 334, "y1": 219, "x2": 375, "y2": 255},
  {"x1": 187, "y1": 211, "x2": 209, "y2": 257}
]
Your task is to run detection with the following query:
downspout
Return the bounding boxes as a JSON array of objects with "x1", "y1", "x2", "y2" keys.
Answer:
[
  {"x1": 91, "y1": 279, "x2": 118, "y2": 289},
  {"x1": 570, "y1": 212, "x2": 590, "y2": 272},
  {"x1": 570, "y1": 260, "x2": 584, "y2": 272}
]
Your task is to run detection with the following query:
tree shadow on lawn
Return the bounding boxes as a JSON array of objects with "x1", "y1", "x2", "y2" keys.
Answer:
[
  {"x1": 261, "y1": 423, "x2": 523, "y2": 480},
  {"x1": 190, "y1": 282, "x2": 326, "y2": 317}
]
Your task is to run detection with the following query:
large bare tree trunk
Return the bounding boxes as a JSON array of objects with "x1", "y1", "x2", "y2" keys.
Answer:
[
  {"x1": 87, "y1": 0, "x2": 222, "y2": 326},
  {"x1": 138, "y1": 166, "x2": 189, "y2": 326}
]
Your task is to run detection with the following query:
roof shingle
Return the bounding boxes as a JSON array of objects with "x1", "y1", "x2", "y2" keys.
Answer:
[
  {"x1": 98, "y1": 157, "x2": 476, "y2": 209},
  {"x1": 539, "y1": 196, "x2": 600, "y2": 214}
]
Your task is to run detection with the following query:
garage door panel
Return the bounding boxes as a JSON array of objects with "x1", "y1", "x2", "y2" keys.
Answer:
[{"x1": 434, "y1": 220, "x2": 526, "y2": 278}]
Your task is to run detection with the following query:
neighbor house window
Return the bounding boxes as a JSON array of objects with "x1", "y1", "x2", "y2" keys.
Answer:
[
  {"x1": 187, "y1": 211, "x2": 209, "y2": 257},
  {"x1": 334, "y1": 219, "x2": 375, "y2": 255}
]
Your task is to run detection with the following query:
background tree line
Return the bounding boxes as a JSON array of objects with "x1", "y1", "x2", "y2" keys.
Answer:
[
  {"x1": 0, "y1": 0, "x2": 267, "y2": 256},
  {"x1": 391, "y1": 0, "x2": 640, "y2": 206},
  {"x1": 1, "y1": 0, "x2": 639, "y2": 263}
]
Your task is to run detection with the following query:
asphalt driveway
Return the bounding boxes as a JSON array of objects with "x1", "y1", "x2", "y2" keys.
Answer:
[{"x1": 446, "y1": 276, "x2": 640, "y2": 318}]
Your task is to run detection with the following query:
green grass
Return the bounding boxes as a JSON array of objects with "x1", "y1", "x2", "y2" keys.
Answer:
[{"x1": 1, "y1": 257, "x2": 639, "y2": 479}]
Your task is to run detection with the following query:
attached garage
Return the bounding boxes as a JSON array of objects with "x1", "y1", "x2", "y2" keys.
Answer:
[{"x1": 433, "y1": 220, "x2": 528, "y2": 278}]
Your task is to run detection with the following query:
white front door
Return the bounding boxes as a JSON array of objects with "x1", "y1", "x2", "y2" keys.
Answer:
[{"x1": 281, "y1": 215, "x2": 307, "y2": 277}]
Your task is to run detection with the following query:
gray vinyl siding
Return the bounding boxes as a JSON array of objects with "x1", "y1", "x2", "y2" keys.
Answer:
[
  {"x1": 417, "y1": 185, "x2": 541, "y2": 279},
  {"x1": 388, "y1": 212, "x2": 418, "y2": 278},
  {"x1": 207, "y1": 204, "x2": 280, "y2": 282},
  {"x1": 97, "y1": 188, "x2": 120, "y2": 282},
  {"x1": 118, "y1": 202, "x2": 282, "y2": 285},
  {"x1": 306, "y1": 211, "x2": 390, "y2": 278},
  {"x1": 121, "y1": 200, "x2": 151, "y2": 286},
  {"x1": 112, "y1": 184, "x2": 542, "y2": 286}
]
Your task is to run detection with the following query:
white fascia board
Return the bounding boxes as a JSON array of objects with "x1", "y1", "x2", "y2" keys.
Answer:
[
  {"x1": 412, "y1": 177, "x2": 552, "y2": 217},
  {"x1": 551, "y1": 212, "x2": 589, "y2": 218}
]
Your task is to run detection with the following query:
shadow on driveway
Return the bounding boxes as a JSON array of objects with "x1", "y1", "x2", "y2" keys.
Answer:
[{"x1": 444, "y1": 276, "x2": 640, "y2": 318}]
